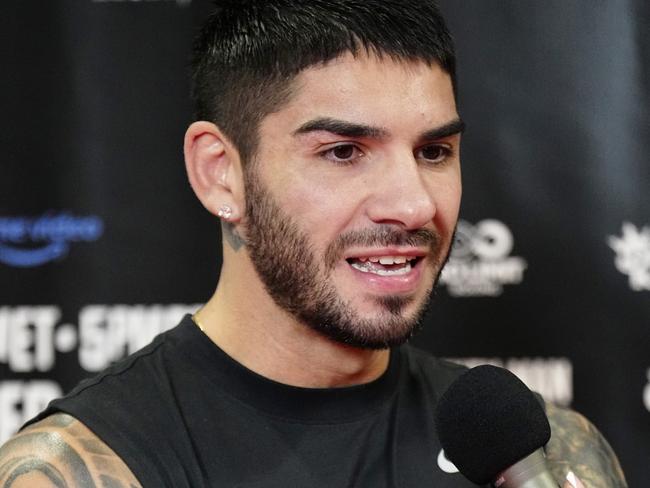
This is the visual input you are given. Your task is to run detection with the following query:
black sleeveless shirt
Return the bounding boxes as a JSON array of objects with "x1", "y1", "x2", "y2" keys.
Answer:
[{"x1": 30, "y1": 315, "x2": 483, "y2": 487}]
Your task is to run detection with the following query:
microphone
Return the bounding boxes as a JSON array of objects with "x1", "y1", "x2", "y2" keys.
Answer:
[{"x1": 434, "y1": 365, "x2": 558, "y2": 487}]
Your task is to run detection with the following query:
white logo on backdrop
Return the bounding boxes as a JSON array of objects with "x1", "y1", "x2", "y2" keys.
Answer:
[
  {"x1": 0, "y1": 304, "x2": 199, "y2": 443},
  {"x1": 439, "y1": 219, "x2": 527, "y2": 297},
  {"x1": 447, "y1": 357, "x2": 573, "y2": 407},
  {"x1": 608, "y1": 222, "x2": 650, "y2": 291}
]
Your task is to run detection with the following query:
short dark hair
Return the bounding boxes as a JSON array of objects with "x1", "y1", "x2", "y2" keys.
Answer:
[{"x1": 191, "y1": 0, "x2": 456, "y2": 164}]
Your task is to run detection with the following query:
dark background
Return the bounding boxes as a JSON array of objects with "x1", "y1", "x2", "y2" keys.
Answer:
[{"x1": 1, "y1": 1, "x2": 648, "y2": 485}]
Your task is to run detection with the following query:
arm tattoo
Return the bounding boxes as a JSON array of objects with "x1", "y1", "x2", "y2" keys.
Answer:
[
  {"x1": 0, "y1": 414, "x2": 142, "y2": 488},
  {"x1": 222, "y1": 221, "x2": 245, "y2": 251},
  {"x1": 544, "y1": 402, "x2": 627, "y2": 488}
]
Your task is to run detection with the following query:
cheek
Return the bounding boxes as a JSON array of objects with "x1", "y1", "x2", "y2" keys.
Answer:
[
  {"x1": 279, "y1": 178, "x2": 360, "y2": 241},
  {"x1": 432, "y1": 175, "x2": 462, "y2": 232}
]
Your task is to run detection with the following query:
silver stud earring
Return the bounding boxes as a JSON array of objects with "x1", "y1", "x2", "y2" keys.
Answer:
[{"x1": 217, "y1": 204, "x2": 233, "y2": 220}]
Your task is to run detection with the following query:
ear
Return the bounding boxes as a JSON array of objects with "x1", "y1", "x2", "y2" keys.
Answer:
[{"x1": 184, "y1": 121, "x2": 244, "y2": 222}]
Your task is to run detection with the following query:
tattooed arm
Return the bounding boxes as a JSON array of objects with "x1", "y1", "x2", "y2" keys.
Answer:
[
  {"x1": 0, "y1": 413, "x2": 142, "y2": 488},
  {"x1": 545, "y1": 402, "x2": 627, "y2": 488}
]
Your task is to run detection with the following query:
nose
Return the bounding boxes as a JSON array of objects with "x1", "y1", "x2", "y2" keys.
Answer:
[{"x1": 364, "y1": 153, "x2": 436, "y2": 230}]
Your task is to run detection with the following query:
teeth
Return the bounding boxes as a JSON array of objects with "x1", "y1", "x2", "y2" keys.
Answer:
[
  {"x1": 363, "y1": 255, "x2": 414, "y2": 265},
  {"x1": 350, "y1": 260, "x2": 413, "y2": 276},
  {"x1": 351, "y1": 262, "x2": 371, "y2": 273},
  {"x1": 373, "y1": 263, "x2": 412, "y2": 276}
]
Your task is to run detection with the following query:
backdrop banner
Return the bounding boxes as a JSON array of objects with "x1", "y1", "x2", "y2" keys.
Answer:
[{"x1": 1, "y1": 1, "x2": 648, "y2": 485}]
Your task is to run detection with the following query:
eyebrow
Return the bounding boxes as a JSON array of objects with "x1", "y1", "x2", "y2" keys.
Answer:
[
  {"x1": 417, "y1": 118, "x2": 466, "y2": 142},
  {"x1": 293, "y1": 116, "x2": 465, "y2": 141},
  {"x1": 293, "y1": 118, "x2": 389, "y2": 139}
]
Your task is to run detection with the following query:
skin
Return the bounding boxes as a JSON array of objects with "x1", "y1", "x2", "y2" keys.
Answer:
[
  {"x1": 546, "y1": 403, "x2": 627, "y2": 487},
  {"x1": 188, "y1": 52, "x2": 463, "y2": 388},
  {"x1": 0, "y1": 53, "x2": 625, "y2": 487},
  {"x1": 0, "y1": 413, "x2": 141, "y2": 487}
]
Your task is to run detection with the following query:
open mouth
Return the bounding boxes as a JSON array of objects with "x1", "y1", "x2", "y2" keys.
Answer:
[{"x1": 345, "y1": 255, "x2": 422, "y2": 276}]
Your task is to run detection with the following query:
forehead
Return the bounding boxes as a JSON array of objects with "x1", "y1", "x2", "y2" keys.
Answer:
[{"x1": 262, "y1": 52, "x2": 458, "y2": 136}]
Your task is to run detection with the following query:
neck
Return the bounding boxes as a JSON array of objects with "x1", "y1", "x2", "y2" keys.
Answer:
[{"x1": 194, "y1": 259, "x2": 390, "y2": 388}]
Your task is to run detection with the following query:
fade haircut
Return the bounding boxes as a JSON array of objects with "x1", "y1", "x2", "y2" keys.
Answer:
[{"x1": 191, "y1": 0, "x2": 456, "y2": 164}]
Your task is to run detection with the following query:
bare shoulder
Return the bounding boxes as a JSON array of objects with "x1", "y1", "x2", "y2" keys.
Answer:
[
  {"x1": 0, "y1": 413, "x2": 142, "y2": 488},
  {"x1": 544, "y1": 401, "x2": 627, "y2": 488}
]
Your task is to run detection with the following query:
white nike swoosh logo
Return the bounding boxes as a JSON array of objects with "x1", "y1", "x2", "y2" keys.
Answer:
[{"x1": 437, "y1": 449, "x2": 459, "y2": 474}]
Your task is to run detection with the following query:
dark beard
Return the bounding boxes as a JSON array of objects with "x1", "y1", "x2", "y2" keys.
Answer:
[{"x1": 242, "y1": 172, "x2": 449, "y2": 349}]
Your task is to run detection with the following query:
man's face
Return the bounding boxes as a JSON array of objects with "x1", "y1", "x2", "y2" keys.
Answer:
[{"x1": 242, "y1": 53, "x2": 462, "y2": 349}]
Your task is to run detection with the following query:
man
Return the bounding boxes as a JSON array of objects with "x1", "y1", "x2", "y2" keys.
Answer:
[{"x1": 0, "y1": 1, "x2": 627, "y2": 487}]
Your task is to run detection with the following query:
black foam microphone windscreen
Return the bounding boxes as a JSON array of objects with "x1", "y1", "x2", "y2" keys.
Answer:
[{"x1": 434, "y1": 365, "x2": 552, "y2": 485}]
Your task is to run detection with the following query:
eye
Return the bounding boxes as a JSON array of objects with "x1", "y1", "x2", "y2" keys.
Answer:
[
  {"x1": 320, "y1": 144, "x2": 364, "y2": 165},
  {"x1": 416, "y1": 144, "x2": 452, "y2": 164}
]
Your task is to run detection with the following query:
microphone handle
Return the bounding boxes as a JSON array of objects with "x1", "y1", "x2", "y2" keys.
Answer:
[{"x1": 493, "y1": 449, "x2": 559, "y2": 488}]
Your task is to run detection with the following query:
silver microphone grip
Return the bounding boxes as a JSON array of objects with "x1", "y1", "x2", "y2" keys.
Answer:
[{"x1": 493, "y1": 449, "x2": 559, "y2": 488}]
